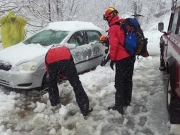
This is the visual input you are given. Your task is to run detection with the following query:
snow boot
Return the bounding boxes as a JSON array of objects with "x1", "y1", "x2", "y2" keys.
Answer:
[
  {"x1": 50, "y1": 104, "x2": 61, "y2": 112},
  {"x1": 50, "y1": 98, "x2": 60, "y2": 106},
  {"x1": 83, "y1": 107, "x2": 93, "y2": 117},
  {"x1": 108, "y1": 106, "x2": 124, "y2": 115},
  {"x1": 159, "y1": 66, "x2": 166, "y2": 71},
  {"x1": 124, "y1": 102, "x2": 130, "y2": 107}
]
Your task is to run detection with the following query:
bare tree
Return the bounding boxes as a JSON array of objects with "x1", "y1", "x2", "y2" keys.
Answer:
[
  {"x1": 48, "y1": 0, "x2": 51, "y2": 21},
  {"x1": 0, "y1": 0, "x2": 170, "y2": 34},
  {"x1": 0, "y1": 0, "x2": 21, "y2": 16}
]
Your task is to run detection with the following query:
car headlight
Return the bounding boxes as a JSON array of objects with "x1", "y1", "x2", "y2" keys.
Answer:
[{"x1": 13, "y1": 61, "x2": 39, "y2": 71}]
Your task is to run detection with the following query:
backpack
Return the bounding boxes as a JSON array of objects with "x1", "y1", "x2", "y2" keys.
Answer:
[{"x1": 119, "y1": 18, "x2": 148, "y2": 56}]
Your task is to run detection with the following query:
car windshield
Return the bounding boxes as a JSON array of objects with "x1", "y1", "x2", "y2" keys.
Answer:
[{"x1": 23, "y1": 30, "x2": 69, "y2": 46}]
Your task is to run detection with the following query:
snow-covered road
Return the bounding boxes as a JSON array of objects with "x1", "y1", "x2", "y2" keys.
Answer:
[{"x1": 0, "y1": 55, "x2": 175, "y2": 135}]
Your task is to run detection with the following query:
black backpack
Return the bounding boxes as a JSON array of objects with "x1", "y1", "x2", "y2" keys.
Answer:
[{"x1": 118, "y1": 18, "x2": 148, "y2": 56}]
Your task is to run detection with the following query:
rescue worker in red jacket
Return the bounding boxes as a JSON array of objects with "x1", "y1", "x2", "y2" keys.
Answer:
[
  {"x1": 103, "y1": 7, "x2": 136, "y2": 114},
  {"x1": 45, "y1": 46, "x2": 92, "y2": 116},
  {"x1": 99, "y1": 35, "x2": 110, "y2": 66}
]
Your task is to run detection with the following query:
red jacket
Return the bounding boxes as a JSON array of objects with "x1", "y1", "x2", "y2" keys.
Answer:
[
  {"x1": 45, "y1": 46, "x2": 71, "y2": 64},
  {"x1": 108, "y1": 16, "x2": 131, "y2": 61},
  {"x1": 45, "y1": 46, "x2": 71, "y2": 76}
]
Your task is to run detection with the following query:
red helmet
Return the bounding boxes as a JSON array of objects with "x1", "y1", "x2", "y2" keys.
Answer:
[{"x1": 103, "y1": 7, "x2": 118, "y2": 21}]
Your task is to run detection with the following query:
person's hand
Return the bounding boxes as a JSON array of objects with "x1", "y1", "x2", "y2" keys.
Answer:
[
  {"x1": 110, "y1": 61, "x2": 115, "y2": 70},
  {"x1": 100, "y1": 61, "x2": 106, "y2": 66},
  {"x1": 105, "y1": 49, "x2": 108, "y2": 54}
]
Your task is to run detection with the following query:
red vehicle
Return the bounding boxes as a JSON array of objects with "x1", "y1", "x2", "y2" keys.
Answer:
[{"x1": 158, "y1": 0, "x2": 180, "y2": 124}]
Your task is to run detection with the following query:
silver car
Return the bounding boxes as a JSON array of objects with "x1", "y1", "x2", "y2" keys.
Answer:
[{"x1": 0, "y1": 21, "x2": 106, "y2": 90}]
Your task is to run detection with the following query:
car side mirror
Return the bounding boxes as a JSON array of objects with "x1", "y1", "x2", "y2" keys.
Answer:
[
  {"x1": 158, "y1": 22, "x2": 164, "y2": 32},
  {"x1": 66, "y1": 43, "x2": 76, "y2": 49}
]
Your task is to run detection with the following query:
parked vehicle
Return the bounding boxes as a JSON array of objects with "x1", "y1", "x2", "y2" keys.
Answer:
[
  {"x1": 158, "y1": 0, "x2": 180, "y2": 124},
  {"x1": 0, "y1": 21, "x2": 106, "y2": 90}
]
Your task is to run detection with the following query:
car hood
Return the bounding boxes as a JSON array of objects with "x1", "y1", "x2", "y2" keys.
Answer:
[{"x1": 0, "y1": 43, "x2": 49, "y2": 66}]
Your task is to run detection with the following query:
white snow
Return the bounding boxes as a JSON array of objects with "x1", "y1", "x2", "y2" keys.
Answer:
[
  {"x1": 47, "y1": 21, "x2": 103, "y2": 31},
  {"x1": 0, "y1": 43, "x2": 48, "y2": 66}
]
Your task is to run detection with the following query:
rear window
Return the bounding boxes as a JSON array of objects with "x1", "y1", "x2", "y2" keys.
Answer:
[{"x1": 23, "y1": 30, "x2": 69, "y2": 46}]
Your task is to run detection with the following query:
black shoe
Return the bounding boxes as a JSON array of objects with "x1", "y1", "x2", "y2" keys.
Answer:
[
  {"x1": 108, "y1": 106, "x2": 124, "y2": 115},
  {"x1": 83, "y1": 108, "x2": 93, "y2": 116},
  {"x1": 51, "y1": 101, "x2": 60, "y2": 106},
  {"x1": 159, "y1": 66, "x2": 166, "y2": 71},
  {"x1": 50, "y1": 104, "x2": 61, "y2": 111},
  {"x1": 50, "y1": 98, "x2": 60, "y2": 106},
  {"x1": 124, "y1": 102, "x2": 130, "y2": 107}
]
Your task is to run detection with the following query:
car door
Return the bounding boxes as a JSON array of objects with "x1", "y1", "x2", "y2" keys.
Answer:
[
  {"x1": 177, "y1": 10, "x2": 180, "y2": 97},
  {"x1": 166, "y1": 11, "x2": 179, "y2": 57},
  {"x1": 166, "y1": 9, "x2": 180, "y2": 97},
  {"x1": 67, "y1": 31, "x2": 93, "y2": 73},
  {"x1": 86, "y1": 30, "x2": 105, "y2": 68}
]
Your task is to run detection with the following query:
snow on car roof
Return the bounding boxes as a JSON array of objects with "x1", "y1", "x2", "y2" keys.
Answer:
[{"x1": 47, "y1": 21, "x2": 102, "y2": 31}]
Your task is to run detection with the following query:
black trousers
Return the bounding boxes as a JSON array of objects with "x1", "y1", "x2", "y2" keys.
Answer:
[
  {"x1": 47, "y1": 57, "x2": 89, "y2": 115},
  {"x1": 115, "y1": 56, "x2": 135, "y2": 107}
]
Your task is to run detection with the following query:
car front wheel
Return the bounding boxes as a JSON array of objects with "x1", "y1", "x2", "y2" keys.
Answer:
[
  {"x1": 41, "y1": 73, "x2": 49, "y2": 91},
  {"x1": 166, "y1": 75, "x2": 171, "y2": 111},
  {"x1": 166, "y1": 69, "x2": 176, "y2": 112}
]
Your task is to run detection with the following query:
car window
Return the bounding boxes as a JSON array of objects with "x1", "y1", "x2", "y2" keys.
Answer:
[
  {"x1": 23, "y1": 30, "x2": 69, "y2": 46},
  {"x1": 68, "y1": 31, "x2": 85, "y2": 46},
  {"x1": 86, "y1": 30, "x2": 101, "y2": 43},
  {"x1": 169, "y1": 12, "x2": 179, "y2": 34}
]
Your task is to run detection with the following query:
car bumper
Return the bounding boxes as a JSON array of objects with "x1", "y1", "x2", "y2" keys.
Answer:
[{"x1": 0, "y1": 70, "x2": 42, "y2": 89}]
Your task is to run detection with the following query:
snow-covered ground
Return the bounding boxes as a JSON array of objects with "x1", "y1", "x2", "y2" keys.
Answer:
[
  {"x1": 0, "y1": 54, "x2": 172, "y2": 135},
  {"x1": 0, "y1": 10, "x2": 180, "y2": 135}
]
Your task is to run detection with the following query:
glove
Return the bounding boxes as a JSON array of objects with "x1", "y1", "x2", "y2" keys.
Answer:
[
  {"x1": 101, "y1": 56, "x2": 109, "y2": 66},
  {"x1": 100, "y1": 60, "x2": 106, "y2": 66},
  {"x1": 105, "y1": 49, "x2": 109, "y2": 54},
  {"x1": 110, "y1": 61, "x2": 115, "y2": 70}
]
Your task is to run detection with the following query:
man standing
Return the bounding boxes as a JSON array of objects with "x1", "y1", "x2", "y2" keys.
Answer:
[
  {"x1": 45, "y1": 45, "x2": 92, "y2": 116},
  {"x1": 103, "y1": 7, "x2": 136, "y2": 114}
]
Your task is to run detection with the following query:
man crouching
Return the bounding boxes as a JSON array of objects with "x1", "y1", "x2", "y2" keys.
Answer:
[{"x1": 45, "y1": 45, "x2": 92, "y2": 116}]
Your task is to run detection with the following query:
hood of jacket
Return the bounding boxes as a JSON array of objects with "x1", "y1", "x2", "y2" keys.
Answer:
[{"x1": 108, "y1": 16, "x2": 124, "y2": 26}]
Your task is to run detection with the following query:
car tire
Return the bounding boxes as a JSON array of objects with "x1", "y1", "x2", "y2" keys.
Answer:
[
  {"x1": 166, "y1": 69, "x2": 176, "y2": 111},
  {"x1": 41, "y1": 73, "x2": 49, "y2": 91},
  {"x1": 166, "y1": 75, "x2": 171, "y2": 111}
]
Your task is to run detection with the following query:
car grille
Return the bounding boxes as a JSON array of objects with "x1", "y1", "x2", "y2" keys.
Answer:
[{"x1": 0, "y1": 61, "x2": 12, "y2": 71}]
